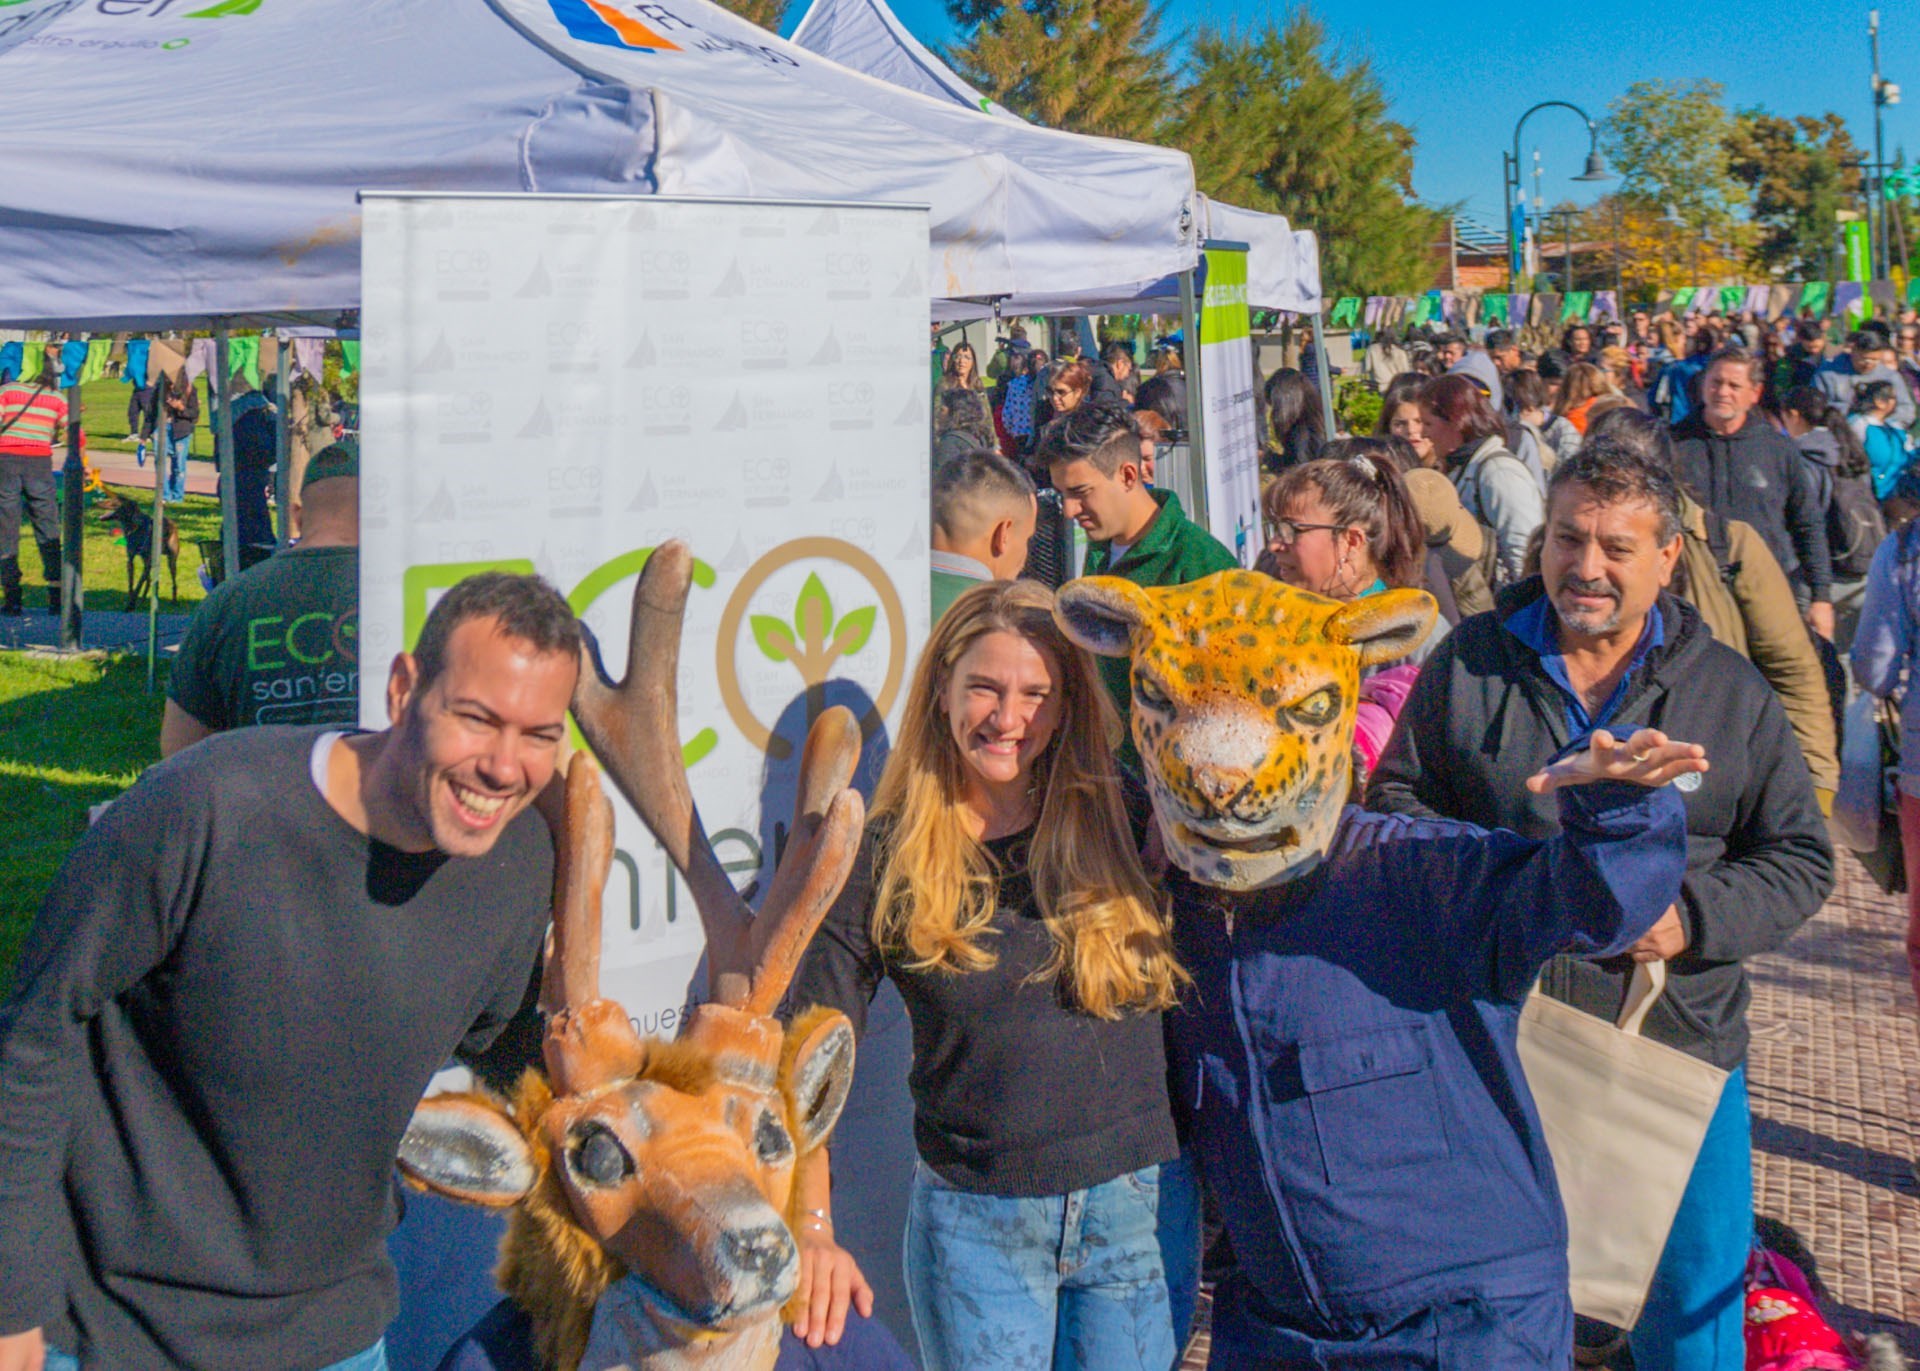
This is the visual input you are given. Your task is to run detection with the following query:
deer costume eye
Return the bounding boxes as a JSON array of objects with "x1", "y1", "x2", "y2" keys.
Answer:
[
  {"x1": 754, "y1": 1108, "x2": 793, "y2": 1166},
  {"x1": 570, "y1": 1123, "x2": 635, "y2": 1188}
]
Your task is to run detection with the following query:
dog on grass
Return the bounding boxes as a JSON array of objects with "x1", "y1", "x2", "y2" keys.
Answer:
[{"x1": 97, "y1": 492, "x2": 180, "y2": 609}]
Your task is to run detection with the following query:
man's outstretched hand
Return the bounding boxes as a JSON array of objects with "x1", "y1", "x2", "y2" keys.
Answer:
[{"x1": 1525, "y1": 728, "x2": 1708, "y2": 796}]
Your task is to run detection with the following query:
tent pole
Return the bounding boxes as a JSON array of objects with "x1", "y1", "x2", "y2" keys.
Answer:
[
  {"x1": 59, "y1": 357, "x2": 83, "y2": 650},
  {"x1": 273, "y1": 333, "x2": 293, "y2": 545},
  {"x1": 212, "y1": 322, "x2": 239, "y2": 583},
  {"x1": 1309, "y1": 310, "x2": 1336, "y2": 435},
  {"x1": 146, "y1": 365, "x2": 169, "y2": 691},
  {"x1": 1178, "y1": 266, "x2": 1209, "y2": 530}
]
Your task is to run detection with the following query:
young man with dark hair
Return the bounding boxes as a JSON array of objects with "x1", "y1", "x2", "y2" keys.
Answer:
[
  {"x1": 1371, "y1": 439, "x2": 1832, "y2": 1371},
  {"x1": 0, "y1": 573, "x2": 582, "y2": 1371},
  {"x1": 1099, "y1": 339, "x2": 1140, "y2": 402},
  {"x1": 1042, "y1": 401, "x2": 1236, "y2": 733},
  {"x1": 1483, "y1": 328, "x2": 1521, "y2": 377},
  {"x1": 1671, "y1": 347, "x2": 1834, "y2": 638},
  {"x1": 929, "y1": 447, "x2": 1037, "y2": 619}
]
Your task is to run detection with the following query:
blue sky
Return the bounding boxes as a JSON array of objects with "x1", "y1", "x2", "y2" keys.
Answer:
[{"x1": 811, "y1": 0, "x2": 1917, "y2": 232}]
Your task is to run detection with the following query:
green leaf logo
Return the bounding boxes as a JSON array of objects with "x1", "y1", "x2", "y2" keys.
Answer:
[
  {"x1": 793, "y1": 571, "x2": 833, "y2": 645},
  {"x1": 751, "y1": 614, "x2": 797, "y2": 664},
  {"x1": 831, "y1": 605, "x2": 875, "y2": 657}
]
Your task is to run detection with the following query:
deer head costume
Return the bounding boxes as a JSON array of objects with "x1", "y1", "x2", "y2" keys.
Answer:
[{"x1": 398, "y1": 542, "x2": 866, "y2": 1371}]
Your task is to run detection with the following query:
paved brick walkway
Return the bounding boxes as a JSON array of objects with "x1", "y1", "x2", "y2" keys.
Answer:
[
  {"x1": 1182, "y1": 851, "x2": 1920, "y2": 1366},
  {"x1": 1747, "y1": 852, "x2": 1920, "y2": 1356}
]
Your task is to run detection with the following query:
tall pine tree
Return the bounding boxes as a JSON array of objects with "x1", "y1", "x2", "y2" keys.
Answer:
[
  {"x1": 944, "y1": 0, "x2": 1173, "y2": 142},
  {"x1": 1164, "y1": 12, "x2": 1442, "y2": 296}
]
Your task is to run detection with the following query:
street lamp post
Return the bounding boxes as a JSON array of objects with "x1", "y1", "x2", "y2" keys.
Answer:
[
  {"x1": 1871, "y1": 10, "x2": 1901, "y2": 280},
  {"x1": 1503, "y1": 101, "x2": 1611, "y2": 292}
]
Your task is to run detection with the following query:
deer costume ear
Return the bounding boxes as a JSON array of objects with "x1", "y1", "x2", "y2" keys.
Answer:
[
  {"x1": 781, "y1": 1007, "x2": 856, "y2": 1154},
  {"x1": 397, "y1": 1094, "x2": 537, "y2": 1208},
  {"x1": 1053, "y1": 577, "x2": 1154, "y2": 658},
  {"x1": 1324, "y1": 589, "x2": 1437, "y2": 669}
]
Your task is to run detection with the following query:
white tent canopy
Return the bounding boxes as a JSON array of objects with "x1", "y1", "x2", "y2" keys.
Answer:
[
  {"x1": 0, "y1": 0, "x2": 1197, "y2": 329},
  {"x1": 791, "y1": 0, "x2": 1323, "y2": 314}
]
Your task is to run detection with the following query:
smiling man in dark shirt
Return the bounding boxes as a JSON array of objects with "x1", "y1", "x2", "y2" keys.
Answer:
[{"x1": 0, "y1": 572, "x2": 581, "y2": 1371}]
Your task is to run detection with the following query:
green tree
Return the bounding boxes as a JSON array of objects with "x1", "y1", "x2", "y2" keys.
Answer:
[
  {"x1": 1162, "y1": 12, "x2": 1444, "y2": 296},
  {"x1": 711, "y1": 0, "x2": 788, "y2": 29},
  {"x1": 943, "y1": 0, "x2": 1173, "y2": 141},
  {"x1": 1725, "y1": 110, "x2": 1863, "y2": 279},
  {"x1": 1601, "y1": 80, "x2": 1742, "y2": 249}
]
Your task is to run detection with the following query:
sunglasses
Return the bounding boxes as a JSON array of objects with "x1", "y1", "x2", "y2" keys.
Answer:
[{"x1": 1265, "y1": 518, "x2": 1346, "y2": 546}]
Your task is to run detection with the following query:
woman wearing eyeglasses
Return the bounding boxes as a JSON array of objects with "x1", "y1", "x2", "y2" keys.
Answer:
[
  {"x1": 1259, "y1": 442, "x2": 1448, "y2": 794},
  {"x1": 1037, "y1": 358, "x2": 1092, "y2": 431}
]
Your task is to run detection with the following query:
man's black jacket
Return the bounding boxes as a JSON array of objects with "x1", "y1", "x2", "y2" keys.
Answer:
[
  {"x1": 1368, "y1": 581, "x2": 1834, "y2": 1069},
  {"x1": 1671, "y1": 410, "x2": 1832, "y2": 602}
]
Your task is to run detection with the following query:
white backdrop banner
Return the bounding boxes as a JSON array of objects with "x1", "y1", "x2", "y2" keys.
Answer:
[
  {"x1": 1197, "y1": 245, "x2": 1262, "y2": 566},
  {"x1": 359, "y1": 192, "x2": 932, "y2": 1025}
]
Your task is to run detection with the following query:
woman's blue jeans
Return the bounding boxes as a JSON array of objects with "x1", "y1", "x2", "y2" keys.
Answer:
[
  {"x1": 904, "y1": 1153, "x2": 1199, "y2": 1371},
  {"x1": 163, "y1": 432, "x2": 189, "y2": 502}
]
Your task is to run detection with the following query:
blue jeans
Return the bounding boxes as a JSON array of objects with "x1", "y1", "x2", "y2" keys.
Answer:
[
  {"x1": 163, "y1": 432, "x2": 189, "y2": 502},
  {"x1": 47, "y1": 1338, "x2": 387, "y2": 1371},
  {"x1": 904, "y1": 1155, "x2": 1197, "y2": 1370},
  {"x1": 1629, "y1": 1065, "x2": 1752, "y2": 1371}
]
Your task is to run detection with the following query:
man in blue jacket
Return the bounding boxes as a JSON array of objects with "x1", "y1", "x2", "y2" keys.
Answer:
[
  {"x1": 1053, "y1": 563, "x2": 1703, "y2": 1368},
  {"x1": 1371, "y1": 439, "x2": 1833, "y2": 1371}
]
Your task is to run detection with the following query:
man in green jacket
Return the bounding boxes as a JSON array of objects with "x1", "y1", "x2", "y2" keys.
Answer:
[{"x1": 1042, "y1": 402, "x2": 1238, "y2": 744}]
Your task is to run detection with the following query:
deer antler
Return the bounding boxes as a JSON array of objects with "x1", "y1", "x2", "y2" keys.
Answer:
[
  {"x1": 573, "y1": 541, "x2": 865, "y2": 1014},
  {"x1": 540, "y1": 751, "x2": 644, "y2": 1096}
]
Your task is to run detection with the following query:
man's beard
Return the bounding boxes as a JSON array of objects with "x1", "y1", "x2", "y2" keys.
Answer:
[{"x1": 1555, "y1": 576, "x2": 1622, "y2": 635}]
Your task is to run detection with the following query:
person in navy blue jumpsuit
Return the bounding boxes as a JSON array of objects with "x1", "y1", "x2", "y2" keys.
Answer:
[{"x1": 1167, "y1": 728, "x2": 1700, "y2": 1369}]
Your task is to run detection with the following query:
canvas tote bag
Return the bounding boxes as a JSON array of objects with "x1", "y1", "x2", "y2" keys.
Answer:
[{"x1": 1516, "y1": 961, "x2": 1730, "y2": 1328}]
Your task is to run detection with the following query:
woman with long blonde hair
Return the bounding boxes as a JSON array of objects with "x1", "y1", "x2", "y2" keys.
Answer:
[{"x1": 787, "y1": 579, "x2": 1194, "y2": 1370}]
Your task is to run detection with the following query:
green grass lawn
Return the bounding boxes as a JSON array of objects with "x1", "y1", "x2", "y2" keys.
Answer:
[
  {"x1": 9, "y1": 483, "x2": 222, "y2": 612},
  {"x1": 77, "y1": 374, "x2": 219, "y2": 459},
  {"x1": 0, "y1": 651, "x2": 164, "y2": 997}
]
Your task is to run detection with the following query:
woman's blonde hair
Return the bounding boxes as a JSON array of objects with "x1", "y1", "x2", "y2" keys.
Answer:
[
  {"x1": 1557, "y1": 361, "x2": 1615, "y2": 415},
  {"x1": 868, "y1": 580, "x2": 1183, "y2": 1018}
]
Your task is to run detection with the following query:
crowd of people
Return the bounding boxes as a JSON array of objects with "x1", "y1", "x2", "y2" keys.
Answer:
[
  {"x1": 904, "y1": 304, "x2": 1920, "y2": 1369},
  {"x1": 0, "y1": 304, "x2": 1911, "y2": 1371}
]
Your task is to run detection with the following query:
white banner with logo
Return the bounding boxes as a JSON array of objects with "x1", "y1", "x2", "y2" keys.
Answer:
[
  {"x1": 1197, "y1": 244, "x2": 1262, "y2": 566},
  {"x1": 359, "y1": 193, "x2": 931, "y2": 1025}
]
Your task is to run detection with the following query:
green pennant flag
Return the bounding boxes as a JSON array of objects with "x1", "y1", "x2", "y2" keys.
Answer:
[
  {"x1": 1482, "y1": 294, "x2": 1508, "y2": 326},
  {"x1": 227, "y1": 335, "x2": 261, "y2": 389},
  {"x1": 1412, "y1": 292, "x2": 1438, "y2": 324},
  {"x1": 1718, "y1": 286, "x2": 1744, "y2": 314},
  {"x1": 1329, "y1": 297, "x2": 1361, "y2": 328},
  {"x1": 1669, "y1": 287, "x2": 1696, "y2": 313},
  {"x1": 1906, "y1": 278, "x2": 1920, "y2": 307},
  {"x1": 79, "y1": 338, "x2": 112, "y2": 385},
  {"x1": 1800, "y1": 281, "x2": 1831, "y2": 315},
  {"x1": 19, "y1": 344, "x2": 43, "y2": 383},
  {"x1": 340, "y1": 340, "x2": 361, "y2": 377},
  {"x1": 1561, "y1": 292, "x2": 1593, "y2": 322}
]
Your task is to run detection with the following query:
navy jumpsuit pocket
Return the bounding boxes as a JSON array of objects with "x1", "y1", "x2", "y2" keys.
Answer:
[{"x1": 1297, "y1": 1024, "x2": 1451, "y2": 1185}]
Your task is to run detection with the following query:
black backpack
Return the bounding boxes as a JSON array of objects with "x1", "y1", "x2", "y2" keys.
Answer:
[{"x1": 1828, "y1": 472, "x2": 1886, "y2": 581}]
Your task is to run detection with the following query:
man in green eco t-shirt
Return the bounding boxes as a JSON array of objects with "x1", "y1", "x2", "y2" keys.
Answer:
[{"x1": 161, "y1": 444, "x2": 360, "y2": 756}]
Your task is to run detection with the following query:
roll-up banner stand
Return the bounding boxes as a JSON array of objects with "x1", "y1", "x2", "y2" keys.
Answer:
[
  {"x1": 359, "y1": 192, "x2": 931, "y2": 1354},
  {"x1": 1195, "y1": 241, "x2": 1262, "y2": 567}
]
